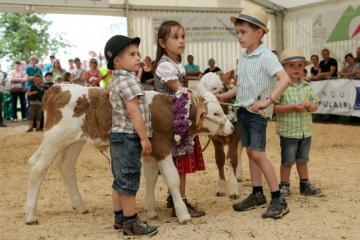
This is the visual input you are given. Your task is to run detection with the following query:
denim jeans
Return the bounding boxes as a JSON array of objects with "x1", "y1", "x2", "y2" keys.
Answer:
[
  {"x1": 109, "y1": 132, "x2": 142, "y2": 196},
  {"x1": 237, "y1": 108, "x2": 268, "y2": 151}
]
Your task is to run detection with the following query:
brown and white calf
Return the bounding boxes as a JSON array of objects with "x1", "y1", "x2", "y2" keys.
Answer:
[
  {"x1": 197, "y1": 72, "x2": 243, "y2": 199},
  {"x1": 25, "y1": 84, "x2": 233, "y2": 225}
]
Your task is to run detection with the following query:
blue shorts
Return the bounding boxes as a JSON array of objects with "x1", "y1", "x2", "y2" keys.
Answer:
[
  {"x1": 280, "y1": 136, "x2": 311, "y2": 166},
  {"x1": 109, "y1": 132, "x2": 142, "y2": 196},
  {"x1": 237, "y1": 108, "x2": 268, "y2": 152}
]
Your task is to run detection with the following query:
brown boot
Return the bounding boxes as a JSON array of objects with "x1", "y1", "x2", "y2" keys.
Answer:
[{"x1": 171, "y1": 198, "x2": 205, "y2": 218}]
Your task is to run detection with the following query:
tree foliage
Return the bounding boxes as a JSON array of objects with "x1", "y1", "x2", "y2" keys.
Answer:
[{"x1": 0, "y1": 13, "x2": 71, "y2": 62}]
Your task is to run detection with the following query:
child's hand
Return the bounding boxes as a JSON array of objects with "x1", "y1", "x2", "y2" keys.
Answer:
[
  {"x1": 304, "y1": 102, "x2": 311, "y2": 110},
  {"x1": 141, "y1": 138, "x2": 152, "y2": 156},
  {"x1": 216, "y1": 93, "x2": 227, "y2": 102},
  {"x1": 293, "y1": 103, "x2": 306, "y2": 112},
  {"x1": 251, "y1": 99, "x2": 270, "y2": 112}
]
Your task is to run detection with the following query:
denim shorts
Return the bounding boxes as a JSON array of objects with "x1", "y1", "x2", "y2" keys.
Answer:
[
  {"x1": 280, "y1": 136, "x2": 311, "y2": 166},
  {"x1": 237, "y1": 108, "x2": 268, "y2": 151},
  {"x1": 109, "y1": 132, "x2": 142, "y2": 196}
]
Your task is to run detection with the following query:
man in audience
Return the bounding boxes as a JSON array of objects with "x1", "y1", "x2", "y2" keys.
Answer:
[
  {"x1": 0, "y1": 64, "x2": 7, "y2": 127},
  {"x1": 338, "y1": 53, "x2": 360, "y2": 78},
  {"x1": 317, "y1": 49, "x2": 338, "y2": 79},
  {"x1": 25, "y1": 56, "x2": 43, "y2": 90},
  {"x1": 71, "y1": 57, "x2": 86, "y2": 86},
  {"x1": 185, "y1": 55, "x2": 202, "y2": 80}
]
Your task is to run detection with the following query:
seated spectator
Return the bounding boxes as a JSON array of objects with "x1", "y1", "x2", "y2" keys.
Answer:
[
  {"x1": 338, "y1": 53, "x2": 360, "y2": 78},
  {"x1": 26, "y1": 74, "x2": 44, "y2": 132},
  {"x1": 85, "y1": 58, "x2": 101, "y2": 87},
  {"x1": 51, "y1": 59, "x2": 66, "y2": 82},
  {"x1": 354, "y1": 47, "x2": 360, "y2": 63},
  {"x1": 185, "y1": 55, "x2": 201, "y2": 80},
  {"x1": 310, "y1": 55, "x2": 320, "y2": 80},
  {"x1": 203, "y1": 58, "x2": 222, "y2": 75},
  {"x1": 43, "y1": 72, "x2": 54, "y2": 91},
  {"x1": 138, "y1": 56, "x2": 154, "y2": 88},
  {"x1": 72, "y1": 57, "x2": 86, "y2": 86},
  {"x1": 318, "y1": 48, "x2": 338, "y2": 79}
]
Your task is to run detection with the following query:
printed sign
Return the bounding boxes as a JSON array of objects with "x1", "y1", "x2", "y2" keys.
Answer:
[
  {"x1": 312, "y1": 4, "x2": 360, "y2": 44},
  {"x1": 310, "y1": 79, "x2": 360, "y2": 117},
  {"x1": 153, "y1": 15, "x2": 236, "y2": 43}
]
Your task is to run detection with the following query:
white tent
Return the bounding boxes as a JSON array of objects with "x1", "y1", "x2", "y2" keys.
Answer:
[{"x1": 0, "y1": 0, "x2": 358, "y2": 71}]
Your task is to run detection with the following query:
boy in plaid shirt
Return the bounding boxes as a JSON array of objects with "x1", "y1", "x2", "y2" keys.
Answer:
[
  {"x1": 105, "y1": 35, "x2": 157, "y2": 236},
  {"x1": 274, "y1": 49, "x2": 322, "y2": 197}
]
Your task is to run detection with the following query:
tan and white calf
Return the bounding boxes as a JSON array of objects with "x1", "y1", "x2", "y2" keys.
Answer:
[
  {"x1": 25, "y1": 84, "x2": 233, "y2": 225},
  {"x1": 197, "y1": 72, "x2": 243, "y2": 199}
]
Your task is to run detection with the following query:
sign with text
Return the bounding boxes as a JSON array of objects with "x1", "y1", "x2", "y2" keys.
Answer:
[
  {"x1": 310, "y1": 79, "x2": 360, "y2": 117},
  {"x1": 312, "y1": 4, "x2": 360, "y2": 44},
  {"x1": 152, "y1": 15, "x2": 236, "y2": 43}
]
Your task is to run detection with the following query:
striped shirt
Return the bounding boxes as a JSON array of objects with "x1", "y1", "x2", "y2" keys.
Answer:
[
  {"x1": 108, "y1": 69, "x2": 151, "y2": 135},
  {"x1": 275, "y1": 79, "x2": 319, "y2": 138},
  {"x1": 236, "y1": 43, "x2": 283, "y2": 118}
]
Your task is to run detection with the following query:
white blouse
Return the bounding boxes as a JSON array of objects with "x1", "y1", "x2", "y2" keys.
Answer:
[{"x1": 155, "y1": 55, "x2": 186, "y2": 82}]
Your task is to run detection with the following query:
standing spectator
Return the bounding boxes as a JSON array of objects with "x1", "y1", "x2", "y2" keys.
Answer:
[
  {"x1": 25, "y1": 56, "x2": 43, "y2": 89},
  {"x1": 51, "y1": 59, "x2": 66, "y2": 83},
  {"x1": 63, "y1": 72, "x2": 72, "y2": 83},
  {"x1": 0, "y1": 64, "x2": 7, "y2": 127},
  {"x1": 138, "y1": 56, "x2": 154, "y2": 89},
  {"x1": 72, "y1": 57, "x2": 86, "y2": 86},
  {"x1": 26, "y1": 74, "x2": 44, "y2": 132},
  {"x1": 85, "y1": 58, "x2": 101, "y2": 87},
  {"x1": 310, "y1": 55, "x2": 320, "y2": 79},
  {"x1": 338, "y1": 53, "x2": 360, "y2": 78},
  {"x1": 354, "y1": 47, "x2": 360, "y2": 63},
  {"x1": 184, "y1": 55, "x2": 201, "y2": 80},
  {"x1": 43, "y1": 54, "x2": 55, "y2": 74},
  {"x1": 9, "y1": 61, "x2": 27, "y2": 121},
  {"x1": 203, "y1": 58, "x2": 222, "y2": 75},
  {"x1": 67, "y1": 59, "x2": 75, "y2": 74},
  {"x1": 318, "y1": 49, "x2": 338, "y2": 78}
]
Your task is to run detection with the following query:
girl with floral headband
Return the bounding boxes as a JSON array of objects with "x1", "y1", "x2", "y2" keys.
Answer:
[{"x1": 154, "y1": 20, "x2": 205, "y2": 218}]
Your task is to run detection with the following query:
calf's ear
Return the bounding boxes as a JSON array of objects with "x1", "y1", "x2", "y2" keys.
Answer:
[{"x1": 195, "y1": 96, "x2": 207, "y2": 129}]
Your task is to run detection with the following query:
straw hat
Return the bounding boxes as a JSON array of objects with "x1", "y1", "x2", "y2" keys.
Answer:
[
  {"x1": 230, "y1": 6, "x2": 269, "y2": 33},
  {"x1": 280, "y1": 49, "x2": 311, "y2": 66}
]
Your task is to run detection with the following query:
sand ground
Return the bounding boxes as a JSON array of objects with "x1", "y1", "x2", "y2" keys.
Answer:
[{"x1": 1, "y1": 121, "x2": 359, "y2": 240}]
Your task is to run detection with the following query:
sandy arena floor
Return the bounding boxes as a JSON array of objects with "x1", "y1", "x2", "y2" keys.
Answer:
[{"x1": 0, "y1": 121, "x2": 359, "y2": 240}]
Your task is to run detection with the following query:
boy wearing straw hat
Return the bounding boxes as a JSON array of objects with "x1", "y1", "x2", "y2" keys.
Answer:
[
  {"x1": 274, "y1": 49, "x2": 322, "y2": 197},
  {"x1": 217, "y1": 5, "x2": 291, "y2": 219}
]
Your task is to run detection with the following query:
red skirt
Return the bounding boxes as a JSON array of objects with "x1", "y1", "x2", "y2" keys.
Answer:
[{"x1": 173, "y1": 136, "x2": 205, "y2": 174}]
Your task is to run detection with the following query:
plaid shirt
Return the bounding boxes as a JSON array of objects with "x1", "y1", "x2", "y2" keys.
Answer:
[
  {"x1": 108, "y1": 69, "x2": 151, "y2": 135},
  {"x1": 275, "y1": 79, "x2": 319, "y2": 138}
]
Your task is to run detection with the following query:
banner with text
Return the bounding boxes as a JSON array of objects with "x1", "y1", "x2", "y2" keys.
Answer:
[
  {"x1": 312, "y1": 4, "x2": 360, "y2": 44},
  {"x1": 153, "y1": 15, "x2": 236, "y2": 43},
  {"x1": 310, "y1": 79, "x2": 360, "y2": 117}
]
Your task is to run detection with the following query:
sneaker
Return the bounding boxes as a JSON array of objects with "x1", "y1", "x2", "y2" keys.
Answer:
[
  {"x1": 279, "y1": 183, "x2": 291, "y2": 198},
  {"x1": 262, "y1": 197, "x2": 289, "y2": 219},
  {"x1": 300, "y1": 181, "x2": 322, "y2": 196},
  {"x1": 0, "y1": 122, "x2": 7, "y2": 127},
  {"x1": 114, "y1": 215, "x2": 123, "y2": 230},
  {"x1": 27, "y1": 128, "x2": 33, "y2": 132},
  {"x1": 171, "y1": 198, "x2": 206, "y2": 218},
  {"x1": 233, "y1": 192, "x2": 267, "y2": 212},
  {"x1": 122, "y1": 217, "x2": 158, "y2": 236},
  {"x1": 166, "y1": 195, "x2": 174, "y2": 208}
]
